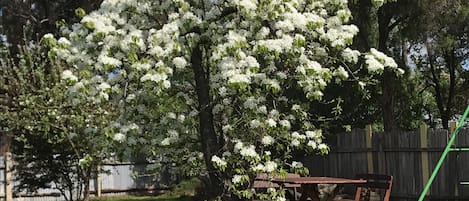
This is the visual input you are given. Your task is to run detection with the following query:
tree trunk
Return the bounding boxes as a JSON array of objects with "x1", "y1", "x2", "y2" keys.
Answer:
[
  {"x1": 378, "y1": 6, "x2": 398, "y2": 131},
  {"x1": 349, "y1": 0, "x2": 374, "y2": 51},
  {"x1": 444, "y1": 50, "x2": 457, "y2": 129},
  {"x1": 381, "y1": 71, "x2": 397, "y2": 131},
  {"x1": 191, "y1": 44, "x2": 223, "y2": 198},
  {"x1": 83, "y1": 167, "x2": 91, "y2": 201}
]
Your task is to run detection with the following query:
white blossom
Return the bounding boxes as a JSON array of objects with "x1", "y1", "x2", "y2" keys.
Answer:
[
  {"x1": 292, "y1": 131, "x2": 306, "y2": 139},
  {"x1": 211, "y1": 155, "x2": 227, "y2": 167},
  {"x1": 126, "y1": 94, "x2": 136, "y2": 102},
  {"x1": 167, "y1": 112, "x2": 177, "y2": 119},
  {"x1": 358, "y1": 81, "x2": 366, "y2": 89},
  {"x1": 279, "y1": 120, "x2": 291, "y2": 129},
  {"x1": 58, "y1": 37, "x2": 71, "y2": 47},
  {"x1": 252, "y1": 164, "x2": 265, "y2": 171},
  {"x1": 258, "y1": 106, "x2": 268, "y2": 114},
  {"x1": 97, "y1": 82, "x2": 111, "y2": 91},
  {"x1": 371, "y1": 0, "x2": 385, "y2": 7},
  {"x1": 276, "y1": 196, "x2": 286, "y2": 201},
  {"x1": 266, "y1": 118, "x2": 277, "y2": 127},
  {"x1": 250, "y1": 119, "x2": 261, "y2": 128},
  {"x1": 61, "y1": 70, "x2": 78, "y2": 81},
  {"x1": 264, "y1": 161, "x2": 278, "y2": 172},
  {"x1": 228, "y1": 74, "x2": 251, "y2": 84},
  {"x1": 244, "y1": 97, "x2": 258, "y2": 109},
  {"x1": 113, "y1": 133, "x2": 126, "y2": 143},
  {"x1": 222, "y1": 124, "x2": 232, "y2": 132},
  {"x1": 237, "y1": 0, "x2": 257, "y2": 10},
  {"x1": 234, "y1": 141, "x2": 244, "y2": 152},
  {"x1": 173, "y1": 57, "x2": 187, "y2": 69},
  {"x1": 43, "y1": 33, "x2": 54, "y2": 39},
  {"x1": 292, "y1": 104, "x2": 301, "y2": 111},
  {"x1": 161, "y1": 138, "x2": 171, "y2": 146},
  {"x1": 98, "y1": 55, "x2": 122, "y2": 67},
  {"x1": 342, "y1": 48, "x2": 360, "y2": 64},
  {"x1": 334, "y1": 67, "x2": 349, "y2": 80},
  {"x1": 365, "y1": 55, "x2": 384, "y2": 72},
  {"x1": 232, "y1": 175, "x2": 243, "y2": 184},
  {"x1": 318, "y1": 143, "x2": 329, "y2": 153},
  {"x1": 240, "y1": 145, "x2": 259, "y2": 159},
  {"x1": 291, "y1": 139, "x2": 300, "y2": 147},
  {"x1": 307, "y1": 140, "x2": 317, "y2": 149},
  {"x1": 261, "y1": 135, "x2": 275, "y2": 145},
  {"x1": 291, "y1": 161, "x2": 303, "y2": 168},
  {"x1": 306, "y1": 130, "x2": 322, "y2": 139}
]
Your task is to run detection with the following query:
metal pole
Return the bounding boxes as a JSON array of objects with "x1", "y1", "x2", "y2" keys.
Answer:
[{"x1": 418, "y1": 104, "x2": 469, "y2": 201}]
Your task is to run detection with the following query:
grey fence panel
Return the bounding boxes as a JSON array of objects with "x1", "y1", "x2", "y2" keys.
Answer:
[{"x1": 101, "y1": 164, "x2": 138, "y2": 190}]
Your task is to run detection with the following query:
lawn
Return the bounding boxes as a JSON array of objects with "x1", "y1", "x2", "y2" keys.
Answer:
[
  {"x1": 91, "y1": 195, "x2": 195, "y2": 201},
  {"x1": 91, "y1": 179, "x2": 199, "y2": 201}
]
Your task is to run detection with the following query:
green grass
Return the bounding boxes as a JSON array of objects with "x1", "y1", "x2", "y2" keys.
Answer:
[
  {"x1": 91, "y1": 195, "x2": 195, "y2": 201},
  {"x1": 91, "y1": 178, "x2": 201, "y2": 201}
]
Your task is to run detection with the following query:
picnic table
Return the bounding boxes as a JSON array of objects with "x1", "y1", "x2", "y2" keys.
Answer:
[{"x1": 272, "y1": 176, "x2": 366, "y2": 201}]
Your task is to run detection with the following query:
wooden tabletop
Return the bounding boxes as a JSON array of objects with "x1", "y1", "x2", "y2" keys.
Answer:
[{"x1": 273, "y1": 177, "x2": 366, "y2": 184}]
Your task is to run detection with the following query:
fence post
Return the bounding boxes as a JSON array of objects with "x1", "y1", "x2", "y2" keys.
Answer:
[
  {"x1": 365, "y1": 125, "x2": 374, "y2": 174},
  {"x1": 5, "y1": 151, "x2": 12, "y2": 201},
  {"x1": 420, "y1": 123, "x2": 429, "y2": 195},
  {"x1": 449, "y1": 121, "x2": 459, "y2": 196}
]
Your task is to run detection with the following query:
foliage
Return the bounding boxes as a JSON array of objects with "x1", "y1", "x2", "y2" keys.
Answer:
[
  {"x1": 46, "y1": 0, "x2": 402, "y2": 200},
  {"x1": 0, "y1": 0, "x2": 103, "y2": 56},
  {"x1": 409, "y1": 0, "x2": 469, "y2": 128},
  {"x1": 0, "y1": 42, "x2": 116, "y2": 201}
]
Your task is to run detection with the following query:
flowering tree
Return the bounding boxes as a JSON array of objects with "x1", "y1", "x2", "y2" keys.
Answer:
[
  {"x1": 46, "y1": 0, "x2": 401, "y2": 200},
  {"x1": 0, "y1": 44, "x2": 117, "y2": 201}
]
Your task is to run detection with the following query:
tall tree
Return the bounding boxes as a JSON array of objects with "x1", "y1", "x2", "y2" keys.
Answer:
[
  {"x1": 46, "y1": 0, "x2": 402, "y2": 200},
  {"x1": 410, "y1": 0, "x2": 469, "y2": 128},
  {"x1": 348, "y1": 0, "x2": 424, "y2": 131}
]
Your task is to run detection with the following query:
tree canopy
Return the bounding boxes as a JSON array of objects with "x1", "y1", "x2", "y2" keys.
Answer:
[{"x1": 44, "y1": 0, "x2": 401, "y2": 200}]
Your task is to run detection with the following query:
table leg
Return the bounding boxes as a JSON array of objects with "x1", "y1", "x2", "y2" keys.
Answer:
[{"x1": 299, "y1": 184, "x2": 320, "y2": 201}]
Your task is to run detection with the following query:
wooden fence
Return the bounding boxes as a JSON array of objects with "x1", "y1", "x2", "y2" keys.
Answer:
[
  {"x1": 0, "y1": 160, "x2": 173, "y2": 201},
  {"x1": 305, "y1": 123, "x2": 469, "y2": 201}
]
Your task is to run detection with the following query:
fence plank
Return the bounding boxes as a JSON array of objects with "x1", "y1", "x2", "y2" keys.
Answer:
[
  {"x1": 365, "y1": 125, "x2": 373, "y2": 174},
  {"x1": 5, "y1": 152, "x2": 12, "y2": 201},
  {"x1": 420, "y1": 124, "x2": 429, "y2": 196}
]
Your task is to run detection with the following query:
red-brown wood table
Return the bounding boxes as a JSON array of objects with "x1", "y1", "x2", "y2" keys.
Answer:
[{"x1": 273, "y1": 177, "x2": 366, "y2": 201}]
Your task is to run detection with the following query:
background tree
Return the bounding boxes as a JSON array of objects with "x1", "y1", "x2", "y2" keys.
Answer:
[
  {"x1": 347, "y1": 0, "x2": 427, "y2": 131},
  {"x1": 0, "y1": 0, "x2": 102, "y2": 57},
  {"x1": 409, "y1": 0, "x2": 469, "y2": 129}
]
